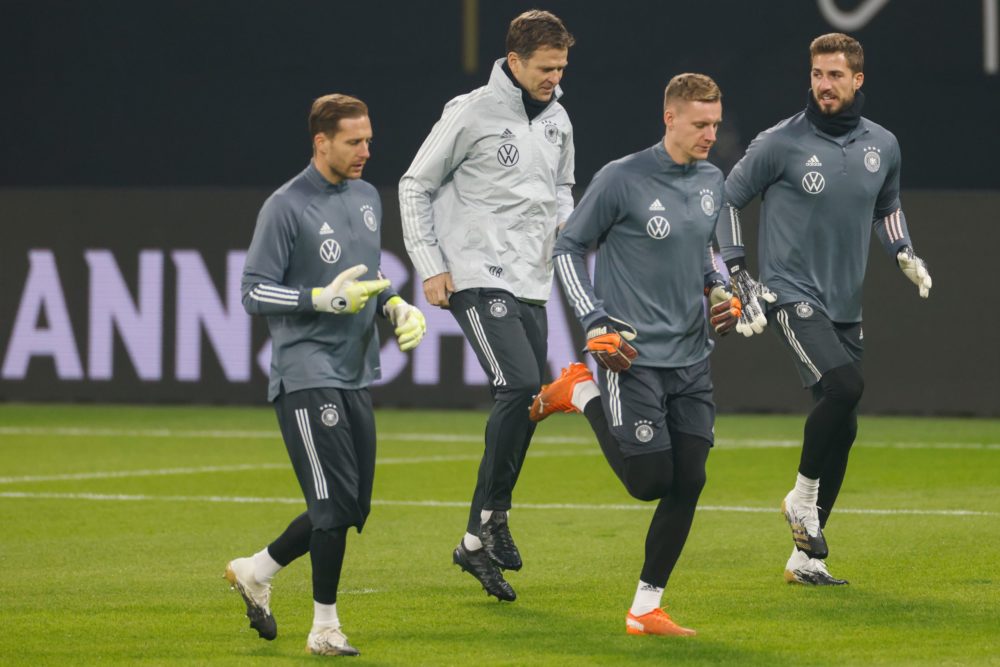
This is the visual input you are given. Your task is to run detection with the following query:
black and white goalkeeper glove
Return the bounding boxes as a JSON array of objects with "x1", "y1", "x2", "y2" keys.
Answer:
[
  {"x1": 896, "y1": 247, "x2": 932, "y2": 298},
  {"x1": 729, "y1": 266, "x2": 777, "y2": 337}
]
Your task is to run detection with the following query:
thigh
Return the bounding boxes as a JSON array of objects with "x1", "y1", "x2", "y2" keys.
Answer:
[
  {"x1": 519, "y1": 300, "x2": 549, "y2": 381},
  {"x1": 767, "y1": 302, "x2": 858, "y2": 388},
  {"x1": 663, "y1": 358, "x2": 716, "y2": 446},
  {"x1": 597, "y1": 365, "x2": 671, "y2": 458},
  {"x1": 449, "y1": 289, "x2": 543, "y2": 392}
]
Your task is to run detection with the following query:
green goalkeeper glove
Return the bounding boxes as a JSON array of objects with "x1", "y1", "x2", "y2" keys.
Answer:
[
  {"x1": 896, "y1": 247, "x2": 932, "y2": 298},
  {"x1": 383, "y1": 296, "x2": 427, "y2": 351},
  {"x1": 311, "y1": 264, "x2": 390, "y2": 314}
]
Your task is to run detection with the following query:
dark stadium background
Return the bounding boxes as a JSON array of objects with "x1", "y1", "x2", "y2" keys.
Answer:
[{"x1": 2, "y1": 1, "x2": 997, "y2": 415}]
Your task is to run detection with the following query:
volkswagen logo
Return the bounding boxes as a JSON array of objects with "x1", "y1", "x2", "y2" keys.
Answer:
[
  {"x1": 319, "y1": 239, "x2": 341, "y2": 264},
  {"x1": 497, "y1": 144, "x2": 519, "y2": 167},
  {"x1": 802, "y1": 171, "x2": 825, "y2": 194},
  {"x1": 646, "y1": 215, "x2": 670, "y2": 239}
]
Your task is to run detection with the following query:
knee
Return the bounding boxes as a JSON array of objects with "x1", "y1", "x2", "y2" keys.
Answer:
[
  {"x1": 672, "y1": 469, "x2": 707, "y2": 504},
  {"x1": 822, "y1": 364, "x2": 864, "y2": 406},
  {"x1": 495, "y1": 379, "x2": 541, "y2": 404},
  {"x1": 626, "y1": 479, "x2": 671, "y2": 502}
]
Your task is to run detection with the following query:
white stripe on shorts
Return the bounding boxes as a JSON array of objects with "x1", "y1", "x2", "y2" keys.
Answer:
[
  {"x1": 606, "y1": 369, "x2": 623, "y2": 427},
  {"x1": 776, "y1": 309, "x2": 822, "y2": 382},
  {"x1": 465, "y1": 307, "x2": 506, "y2": 387},
  {"x1": 295, "y1": 408, "x2": 329, "y2": 500}
]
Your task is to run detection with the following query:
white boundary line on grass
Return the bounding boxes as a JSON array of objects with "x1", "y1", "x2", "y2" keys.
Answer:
[
  {"x1": 0, "y1": 426, "x2": 998, "y2": 450},
  {"x1": 0, "y1": 490, "x2": 994, "y2": 517}
]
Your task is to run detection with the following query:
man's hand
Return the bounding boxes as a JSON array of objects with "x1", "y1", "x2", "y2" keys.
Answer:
[
  {"x1": 311, "y1": 264, "x2": 390, "y2": 314},
  {"x1": 706, "y1": 283, "x2": 742, "y2": 336},
  {"x1": 384, "y1": 296, "x2": 427, "y2": 351},
  {"x1": 897, "y1": 247, "x2": 932, "y2": 298},
  {"x1": 586, "y1": 317, "x2": 638, "y2": 372},
  {"x1": 423, "y1": 272, "x2": 455, "y2": 308},
  {"x1": 730, "y1": 268, "x2": 777, "y2": 337}
]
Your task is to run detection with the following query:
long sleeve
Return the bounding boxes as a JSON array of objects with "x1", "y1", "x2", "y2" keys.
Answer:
[
  {"x1": 719, "y1": 130, "x2": 785, "y2": 264},
  {"x1": 241, "y1": 195, "x2": 313, "y2": 315},
  {"x1": 871, "y1": 136, "x2": 913, "y2": 257},
  {"x1": 556, "y1": 122, "x2": 576, "y2": 223},
  {"x1": 398, "y1": 100, "x2": 476, "y2": 281}
]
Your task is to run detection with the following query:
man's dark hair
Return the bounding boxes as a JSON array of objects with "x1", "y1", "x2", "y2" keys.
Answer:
[
  {"x1": 309, "y1": 94, "x2": 368, "y2": 138},
  {"x1": 810, "y1": 33, "x2": 864, "y2": 73},
  {"x1": 506, "y1": 10, "x2": 575, "y2": 59}
]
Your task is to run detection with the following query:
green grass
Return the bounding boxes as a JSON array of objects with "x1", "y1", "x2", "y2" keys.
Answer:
[{"x1": 1, "y1": 404, "x2": 998, "y2": 666}]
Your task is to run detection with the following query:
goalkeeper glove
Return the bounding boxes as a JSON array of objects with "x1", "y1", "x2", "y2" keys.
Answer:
[
  {"x1": 311, "y1": 264, "x2": 390, "y2": 314},
  {"x1": 896, "y1": 247, "x2": 932, "y2": 298},
  {"x1": 383, "y1": 296, "x2": 426, "y2": 351},
  {"x1": 729, "y1": 265, "x2": 777, "y2": 337},
  {"x1": 586, "y1": 316, "x2": 638, "y2": 372},
  {"x1": 705, "y1": 282, "x2": 742, "y2": 336}
]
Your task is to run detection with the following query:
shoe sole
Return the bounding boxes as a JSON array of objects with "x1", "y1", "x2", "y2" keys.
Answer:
[
  {"x1": 224, "y1": 564, "x2": 277, "y2": 640},
  {"x1": 626, "y1": 618, "x2": 697, "y2": 637},
  {"x1": 452, "y1": 549, "x2": 517, "y2": 602},
  {"x1": 306, "y1": 644, "x2": 361, "y2": 656},
  {"x1": 783, "y1": 569, "x2": 849, "y2": 586}
]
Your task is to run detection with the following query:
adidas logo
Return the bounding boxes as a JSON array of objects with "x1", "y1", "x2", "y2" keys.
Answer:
[
  {"x1": 319, "y1": 222, "x2": 334, "y2": 235},
  {"x1": 805, "y1": 155, "x2": 822, "y2": 167},
  {"x1": 500, "y1": 128, "x2": 514, "y2": 138},
  {"x1": 649, "y1": 198, "x2": 665, "y2": 211}
]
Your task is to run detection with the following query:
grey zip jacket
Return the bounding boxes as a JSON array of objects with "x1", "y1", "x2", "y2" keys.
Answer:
[{"x1": 398, "y1": 58, "x2": 575, "y2": 302}]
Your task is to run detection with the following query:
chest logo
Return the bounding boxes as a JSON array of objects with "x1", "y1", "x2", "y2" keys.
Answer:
[
  {"x1": 319, "y1": 238, "x2": 341, "y2": 264},
  {"x1": 319, "y1": 222, "x2": 334, "y2": 235},
  {"x1": 646, "y1": 216, "x2": 671, "y2": 239},
  {"x1": 863, "y1": 146, "x2": 881, "y2": 173},
  {"x1": 361, "y1": 204, "x2": 377, "y2": 232},
  {"x1": 500, "y1": 128, "x2": 514, "y2": 139},
  {"x1": 543, "y1": 123, "x2": 560, "y2": 144},
  {"x1": 805, "y1": 155, "x2": 823, "y2": 167},
  {"x1": 802, "y1": 171, "x2": 825, "y2": 194},
  {"x1": 649, "y1": 198, "x2": 665, "y2": 211},
  {"x1": 700, "y1": 189, "x2": 715, "y2": 216},
  {"x1": 795, "y1": 302, "x2": 814, "y2": 318},
  {"x1": 319, "y1": 403, "x2": 340, "y2": 427},
  {"x1": 497, "y1": 144, "x2": 519, "y2": 167}
]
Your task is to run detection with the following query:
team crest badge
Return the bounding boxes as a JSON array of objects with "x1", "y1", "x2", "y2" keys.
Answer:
[
  {"x1": 795, "y1": 302, "x2": 814, "y2": 318},
  {"x1": 863, "y1": 146, "x2": 881, "y2": 173},
  {"x1": 319, "y1": 238, "x2": 341, "y2": 264},
  {"x1": 320, "y1": 403, "x2": 340, "y2": 427},
  {"x1": 488, "y1": 299, "x2": 508, "y2": 318},
  {"x1": 700, "y1": 189, "x2": 715, "y2": 216},
  {"x1": 634, "y1": 420, "x2": 654, "y2": 443},
  {"x1": 544, "y1": 122, "x2": 560, "y2": 144},
  {"x1": 361, "y1": 204, "x2": 377, "y2": 231}
]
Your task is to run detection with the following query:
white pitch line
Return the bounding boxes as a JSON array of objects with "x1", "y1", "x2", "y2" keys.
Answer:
[
  {"x1": 0, "y1": 491, "x2": 994, "y2": 517},
  {"x1": 0, "y1": 426, "x2": 997, "y2": 450}
]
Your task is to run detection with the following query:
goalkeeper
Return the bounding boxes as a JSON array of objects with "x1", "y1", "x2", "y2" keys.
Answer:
[
  {"x1": 532, "y1": 74, "x2": 739, "y2": 638},
  {"x1": 225, "y1": 94, "x2": 425, "y2": 657},
  {"x1": 718, "y1": 34, "x2": 932, "y2": 587}
]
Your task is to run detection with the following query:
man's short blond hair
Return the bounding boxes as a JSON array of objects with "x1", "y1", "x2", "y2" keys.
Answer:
[{"x1": 664, "y1": 73, "x2": 722, "y2": 111}]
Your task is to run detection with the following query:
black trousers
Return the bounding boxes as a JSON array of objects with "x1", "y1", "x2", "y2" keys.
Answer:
[{"x1": 449, "y1": 289, "x2": 548, "y2": 535}]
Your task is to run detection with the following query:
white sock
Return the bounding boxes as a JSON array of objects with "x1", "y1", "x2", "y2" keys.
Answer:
[
  {"x1": 252, "y1": 547, "x2": 282, "y2": 585},
  {"x1": 480, "y1": 510, "x2": 493, "y2": 523},
  {"x1": 571, "y1": 379, "x2": 600, "y2": 412},
  {"x1": 312, "y1": 601, "x2": 339, "y2": 632},
  {"x1": 629, "y1": 580, "x2": 664, "y2": 617},
  {"x1": 792, "y1": 473, "x2": 820, "y2": 505},
  {"x1": 463, "y1": 532, "x2": 483, "y2": 551}
]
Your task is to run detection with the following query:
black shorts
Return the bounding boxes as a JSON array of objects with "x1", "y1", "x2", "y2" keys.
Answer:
[
  {"x1": 767, "y1": 302, "x2": 864, "y2": 387},
  {"x1": 596, "y1": 357, "x2": 715, "y2": 458},
  {"x1": 274, "y1": 387, "x2": 376, "y2": 532}
]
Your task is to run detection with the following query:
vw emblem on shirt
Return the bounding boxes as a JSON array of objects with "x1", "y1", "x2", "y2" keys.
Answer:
[
  {"x1": 319, "y1": 403, "x2": 340, "y2": 427},
  {"x1": 801, "y1": 171, "x2": 825, "y2": 194},
  {"x1": 700, "y1": 189, "x2": 715, "y2": 216},
  {"x1": 319, "y1": 238, "x2": 341, "y2": 264},
  {"x1": 634, "y1": 421, "x2": 654, "y2": 443},
  {"x1": 497, "y1": 144, "x2": 519, "y2": 167},
  {"x1": 795, "y1": 302, "x2": 814, "y2": 318},
  {"x1": 864, "y1": 147, "x2": 881, "y2": 173},
  {"x1": 646, "y1": 215, "x2": 671, "y2": 239},
  {"x1": 361, "y1": 204, "x2": 377, "y2": 231},
  {"x1": 544, "y1": 123, "x2": 560, "y2": 144},
  {"x1": 488, "y1": 299, "x2": 508, "y2": 318}
]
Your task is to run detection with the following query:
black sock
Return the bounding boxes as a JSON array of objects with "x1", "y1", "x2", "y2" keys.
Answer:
[
  {"x1": 310, "y1": 527, "x2": 347, "y2": 605},
  {"x1": 267, "y1": 511, "x2": 311, "y2": 566}
]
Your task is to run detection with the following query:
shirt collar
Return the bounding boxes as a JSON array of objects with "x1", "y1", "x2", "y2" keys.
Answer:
[{"x1": 488, "y1": 57, "x2": 562, "y2": 117}]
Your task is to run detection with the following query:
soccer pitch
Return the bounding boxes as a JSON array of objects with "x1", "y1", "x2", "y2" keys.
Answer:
[{"x1": 1, "y1": 404, "x2": 998, "y2": 666}]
